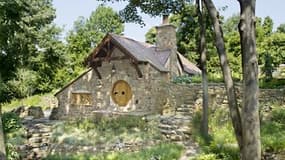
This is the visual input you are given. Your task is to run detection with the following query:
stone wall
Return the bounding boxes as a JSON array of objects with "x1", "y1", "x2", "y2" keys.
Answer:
[
  {"x1": 15, "y1": 83, "x2": 285, "y2": 159},
  {"x1": 158, "y1": 83, "x2": 285, "y2": 145},
  {"x1": 165, "y1": 83, "x2": 285, "y2": 112}
]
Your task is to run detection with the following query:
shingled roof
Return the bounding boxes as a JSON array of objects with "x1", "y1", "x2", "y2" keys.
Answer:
[{"x1": 86, "y1": 33, "x2": 201, "y2": 75}]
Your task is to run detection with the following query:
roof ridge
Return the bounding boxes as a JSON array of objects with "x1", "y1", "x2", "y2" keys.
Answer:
[{"x1": 109, "y1": 33, "x2": 155, "y2": 48}]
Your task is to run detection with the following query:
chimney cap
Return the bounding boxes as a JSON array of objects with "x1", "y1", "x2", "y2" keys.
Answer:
[{"x1": 162, "y1": 15, "x2": 169, "y2": 24}]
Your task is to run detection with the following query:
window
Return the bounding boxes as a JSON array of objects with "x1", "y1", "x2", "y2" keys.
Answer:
[{"x1": 71, "y1": 92, "x2": 92, "y2": 105}]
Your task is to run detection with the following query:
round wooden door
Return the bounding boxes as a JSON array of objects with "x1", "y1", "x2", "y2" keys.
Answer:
[{"x1": 111, "y1": 80, "x2": 132, "y2": 106}]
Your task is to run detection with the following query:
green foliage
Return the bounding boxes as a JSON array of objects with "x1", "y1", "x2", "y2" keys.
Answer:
[
  {"x1": 261, "y1": 107, "x2": 285, "y2": 152},
  {"x1": 0, "y1": 0, "x2": 65, "y2": 102},
  {"x1": 271, "y1": 108, "x2": 285, "y2": 127},
  {"x1": 259, "y1": 78, "x2": 285, "y2": 89},
  {"x1": 6, "y1": 143, "x2": 20, "y2": 160},
  {"x1": 277, "y1": 23, "x2": 285, "y2": 33},
  {"x1": 172, "y1": 75, "x2": 192, "y2": 84},
  {"x1": 192, "y1": 107, "x2": 239, "y2": 160},
  {"x1": 191, "y1": 153, "x2": 218, "y2": 160},
  {"x1": 261, "y1": 122, "x2": 285, "y2": 152},
  {"x1": 145, "y1": 27, "x2": 156, "y2": 44},
  {"x1": 2, "y1": 112, "x2": 21, "y2": 133},
  {"x1": 100, "y1": 0, "x2": 189, "y2": 25},
  {"x1": 7, "y1": 68, "x2": 37, "y2": 98},
  {"x1": 193, "y1": 104, "x2": 285, "y2": 158},
  {"x1": 2, "y1": 93, "x2": 53, "y2": 112},
  {"x1": 5, "y1": 122, "x2": 26, "y2": 160},
  {"x1": 0, "y1": 76, "x2": 12, "y2": 103},
  {"x1": 63, "y1": 5, "x2": 124, "y2": 84},
  {"x1": 44, "y1": 143, "x2": 183, "y2": 160},
  {"x1": 93, "y1": 115, "x2": 148, "y2": 132}
]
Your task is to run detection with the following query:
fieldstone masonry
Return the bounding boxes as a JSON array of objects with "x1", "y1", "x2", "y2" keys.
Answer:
[{"x1": 15, "y1": 83, "x2": 285, "y2": 159}]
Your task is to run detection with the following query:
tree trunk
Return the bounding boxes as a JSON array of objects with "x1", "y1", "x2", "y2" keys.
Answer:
[
  {"x1": 238, "y1": 0, "x2": 261, "y2": 159},
  {"x1": 203, "y1": 0, "x2": 243, "y2": 151},
  {"x1": 197, "y1": 0, "x2": 209, "y2": 138},
  {"x1": 0, "y1": 106, "x2": 6, "y2": 160}
]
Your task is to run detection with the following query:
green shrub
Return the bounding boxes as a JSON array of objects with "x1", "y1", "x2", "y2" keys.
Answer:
[
  {"x1": 191, "y1": 75, "x2": 202, "y2": 83},
  {"x1": 6, "y1": 143, "x2": 20, "y2": 160},
  {"x1": 192, "y1": 107, "x2": 240, "y2": 160},
  {"x1": 2, "y1": 93, "x2": 53, "y2": 112},
  {"x1": 94, "y1": 116, "x2": 147, "y2": 133},
  {"x1": 271, "y1": 107, "x2": 285, "y2": 126},
  {"x1": 207, "y1": 142, "x2": 239, "y2": 160},
  {"x1": 172, "y1": 75, "x2": 192, "y2": 84},
  {"x1": 259, "y1": 78, "x2": 285, "y2": 89},
  {"x1": 261, "y1": 107, "x2": 285, "y2": 152},
  {"x1": 191, "y1": 153, "x2": 218, "y2": 160},
  {"x1": 3, "y1": 112, "x2": 25, "y2": 160},
  {"x1": 77, "y1": 118, "x2": 96, "y2": 132},
  {"x1": 2, "y1": 112, "x2": 22, "y2": 133},
  {"x1": 261, "y1": 122, "x2": 285, "y2": 152}
]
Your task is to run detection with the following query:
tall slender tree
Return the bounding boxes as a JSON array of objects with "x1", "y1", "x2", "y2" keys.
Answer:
[
  {"x1": 203, "y1": 0, "x2": 243, "y2": 151},
  {"x1": 98, "y1": 0, "x2": 261, "y2": 158},
  {"x1": 0, "y1": 108, "x2": 6, "y2": 160},
  {"x1": 237, "y1": 0, "x2": 261, "y2": 159},
  {"x1": 197, "y1": 0, "x2": 209, "y2": 138}
]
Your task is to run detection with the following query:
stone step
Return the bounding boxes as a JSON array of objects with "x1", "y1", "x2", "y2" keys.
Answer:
[
  {"x1": 183, "y1": 100, "x2": 196, "y2": 103},
  {"x1": 28, "y1": 127, "x2": 52, "y2": 133},
  {"x1": 158, "y1": 124, "x2": 178, "y2": 130},
  {"x1": 177, "y1": 126, "x2": 192, "y2": 135},
  {"x1": 160, "y1": 129, "x2": 176, "y2": 135},
  {"x1": 175, "y1": 112, "x2": 192, "y2": 117},
  {"x1": 176, "y1": 108, "x2": 192, "y2": 112},
  {"x1": 169, "y1": 135, "x2": 183, "y2": 141}
]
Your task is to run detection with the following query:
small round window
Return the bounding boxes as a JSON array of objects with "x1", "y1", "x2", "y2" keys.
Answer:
[{"x1": 111, "y1": 80, "x2": 132, "y2": 106}]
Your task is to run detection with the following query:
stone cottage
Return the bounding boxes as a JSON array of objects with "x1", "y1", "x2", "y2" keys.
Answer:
[{"x1": 53, "y1": 22, "x2": 201, "y2": 120}]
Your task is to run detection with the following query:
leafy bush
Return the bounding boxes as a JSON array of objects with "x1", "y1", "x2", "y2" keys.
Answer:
[
  {"x1": 191, "y1": 153, "x2": 218, "y2": 160},
  {"x1": 3, "y1": 112, "x2": 25, "y2": 160},
  {"x1": 2, "y1": 93, "x2": 53, "y2": 112},
  {"x1": 207, "y1": 142, "x2": 239, "y2": 160},
  {"x1": 93, "y1": 115, "x2": 148, "y2": 133},
  {"x1": 191, "y1": 107, "x2": 239, "y2": 160},
  {"x1": 271, "y1": 107, "x2": 285, "y2": 126},
  {"x1": 261, "y1": 122, "x2": 285, "y2": 152},
  {"x1": 259, "y1": 78, "x2": 285, "y2": 89},
  {"x1": 191, "y1": 75, "x2": 202, "y2": 83},
  {"x1": 172, "y1": 75, "x2": 192, "y2": 84},
  {"x1": 6, "y1": 143, "x2": 20, "y2": 160},
  {"x1": 2, "y1": 112, "x2": 22, "y2": 133},
  {"x1": 261, "y1": 107, "x2": 285, "y2": 152},
  {"x1": 7, "y1": 68, "x2": 38, "y2": 98}
]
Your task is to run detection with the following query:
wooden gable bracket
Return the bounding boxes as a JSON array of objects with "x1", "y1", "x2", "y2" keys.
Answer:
[
  {"x1": 89, "y1": 36, "x2": 112, "y2": 63},
  {"x1": 130, "y1": 58, "x2": 143, "y2": 78},
  {"x1": 105, "y1": 40, "x2": 115, "y2": 62},
  {"x1": 94, "y1": 67, "x2": 102, "y2": 79},
  {"x1": 89, "y1": 61, "x2": 102, "y2": 79}
]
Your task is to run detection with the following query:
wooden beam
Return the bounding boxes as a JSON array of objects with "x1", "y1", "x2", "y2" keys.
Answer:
[
  {"x1": 131, "y1": 61, "x2": 143, "y2": 78},
  {"x1": 94, "y1": 67, "x2": 102, "y2": 79}
]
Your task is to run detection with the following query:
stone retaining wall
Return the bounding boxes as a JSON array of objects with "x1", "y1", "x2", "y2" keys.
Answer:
[
  {"x1": 16, "y1": 83, "x2": 285, "y2": 159},
  {"x1": 166, "y1": 83, "x2": 285, "y2": 112}
]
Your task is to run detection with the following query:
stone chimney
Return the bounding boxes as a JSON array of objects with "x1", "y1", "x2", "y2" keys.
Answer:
[{"x1": 156, "y1": 15, "x2": 181, "y2": 78}]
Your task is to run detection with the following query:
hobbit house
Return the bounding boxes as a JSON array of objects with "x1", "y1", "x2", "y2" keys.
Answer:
[{"x1": 53, "y1": 22, "x2": 201, "y2": 120}]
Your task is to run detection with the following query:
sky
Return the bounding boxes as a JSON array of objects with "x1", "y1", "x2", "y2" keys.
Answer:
[{"x1": 52, "y1": 0, "x2": 285, "y2": 42}]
